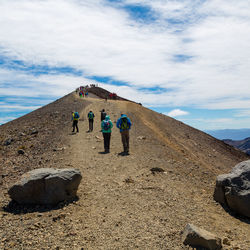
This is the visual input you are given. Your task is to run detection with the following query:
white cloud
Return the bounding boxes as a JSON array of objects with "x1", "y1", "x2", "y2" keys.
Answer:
[
  {"x1": 182, "y1": 117, "x2": 250, "y2": 130},
  {"x1": 166, "y1": 109, "x2": 189, "y2": 117},
  {"x1": 234, "y1": 110, "x2": 250, "y2": 117},
  {"x1": 0, "y1": 0, "x2": 249, "y2": 112},
  {"x1": 0, "y1": 116, "x2": 19, "y2": 125},
  {"x1": 0, "y1": 105, "x2": 41, "y2": 111}
]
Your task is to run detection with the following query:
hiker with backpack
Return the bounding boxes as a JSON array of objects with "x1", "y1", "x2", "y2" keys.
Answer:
[
  {"x1": 87, "y1": 110, "x2": 95, "y2": 132},
  {"x1": 101, "y1": 115, "x2": 113, "y2": 153},
  {"x1": 72, "y1": 111, "x2": 80, "y2": 133},
  {"x1": 100, "y1": 109, "x2": 106, "y2": 121},
  {"x1": 116, "y1": 114, "x2": 132, "y2": 155}
]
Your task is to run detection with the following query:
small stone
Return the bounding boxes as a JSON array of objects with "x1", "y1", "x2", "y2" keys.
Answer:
[
  {"x1": 124, "y1": 177, "x2": 134, "y2": 183},
  {"x1": 53, "y1": 147, "x2": 66, "y2": 151},
  {"x1": 223, "y1": 238, "x2": 231, "y2": 246},
  {"x1": 30, "y1": 129, "x2": 38, "y2": 135},
  {"x1": 150, "y1": 167, "x2": 164, "y2": 174},
  {"x1": 137, "y1": 136, "x2": 146, "y2": 140},
  {"x1": 3, "y1": 138, "x2": 14, "y2": 146},
  {"x1": 18, "y1": 149, "x2": 25, "y2": 155},
  {"x1": 182, "y1": 223, "x2": 222, "y2": 250}
]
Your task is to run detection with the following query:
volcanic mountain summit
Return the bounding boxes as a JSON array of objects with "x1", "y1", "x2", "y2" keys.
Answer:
[{"x1": 0, "y1": 87, "x2": 249, "y2": 249}]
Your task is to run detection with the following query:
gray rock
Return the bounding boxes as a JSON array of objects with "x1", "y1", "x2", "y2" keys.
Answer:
[
  {"x1": 3, "y1": 138, "x2": 14, "y2": 146},
  {"x1": 30, "y1": 129, "x2": 38, "y2": 135},
  {"x1": 8, "y1": 168, "x2": 82, "y2": 205},
  {"x1": 213, "y1": 160, "x2": 250, "y2": 218},
  {"x1": 182, "y1": 224, "x2": 222, "y2": 250}
]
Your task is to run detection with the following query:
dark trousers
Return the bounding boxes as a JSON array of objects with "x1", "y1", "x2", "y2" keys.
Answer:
[
  {"x1": 121, "y1": 130, "x2": 129, "y2": 152},
  {"x1": 103, "y1": 132, "x2": 111, "y2": 152},
  {"x1": 72, "y1": 120, "x2": 79, "y2": 132},
  {"x1": 89, "y1": 119, "x2": 93, "y2": 131}
]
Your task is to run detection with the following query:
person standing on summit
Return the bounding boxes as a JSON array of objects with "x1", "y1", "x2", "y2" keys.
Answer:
[
  {"x1": 116, "y1": 114, "x2": 132, "y2": 155},
  {"x1": 87, "y1": 110, "x2": 95, "y2": 132}
]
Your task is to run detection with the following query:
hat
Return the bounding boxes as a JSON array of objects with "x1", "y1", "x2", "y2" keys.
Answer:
[
  {"x1": 105, "y1": 115, "x2": 110, "y2": 120},
  {"x1": 121, "y1": 114, "x2": 127, "y2": 118}
]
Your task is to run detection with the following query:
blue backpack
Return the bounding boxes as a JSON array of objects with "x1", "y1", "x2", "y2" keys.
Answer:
[
  {"x1": 74, "y1": 112, "x2": 79, "y2": 119},
  {"x1": 103, "y1": 120, "x2": 111, "y2": 130}
]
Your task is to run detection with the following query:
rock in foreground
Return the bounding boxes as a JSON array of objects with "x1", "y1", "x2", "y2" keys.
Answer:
[
  {"x1": 8, "y1": 168, "x2": 82, "y2": 205},
  {"x1": 214, "y1": 160, "x2": 250, "y2": 218},
  {"x1": 182, "y1": 223, "x2": 222, "y2": 250}
]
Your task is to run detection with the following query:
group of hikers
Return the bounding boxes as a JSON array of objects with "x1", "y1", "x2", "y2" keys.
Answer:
[
  {"x1": 71, "y1": 109, "x2": 132, "y2": 155},
  {"x1": 76, "y1": 86, "x2": 89, "y2": 98}
]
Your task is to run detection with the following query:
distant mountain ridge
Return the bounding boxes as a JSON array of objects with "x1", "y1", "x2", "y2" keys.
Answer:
[
  {"x1": 223, "y1": 137, "x2": 250, "y2": 155},
  {"x1": 205, "y1": 128, "x2": 250, "y2": 140}
]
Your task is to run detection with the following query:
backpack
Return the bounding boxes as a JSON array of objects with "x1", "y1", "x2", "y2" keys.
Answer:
[
  {"x1": 120, "y1": 117, "x2": 129, "y2": 130},
  {"x1": 103, "y1": 120, "x2": 111, "y2": 130},
  {"x1": 88, "y1": 112, "x2": 94, "y2": 119},
  {"x1": 74, "y1": 112, "x2": 79, "y2": 119}
]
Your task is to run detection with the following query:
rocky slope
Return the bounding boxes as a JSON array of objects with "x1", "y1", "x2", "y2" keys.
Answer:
[
  {"x1": 0, "y1": 88, "x2": 250, "y2": 249},
  {"x1": 223, "y1": 137, "x2": 250, "y2": 155}
]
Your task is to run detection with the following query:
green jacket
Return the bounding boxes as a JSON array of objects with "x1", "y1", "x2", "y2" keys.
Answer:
[{"x1": 101, "y1": 116, "x2": 113, "y2": 133}]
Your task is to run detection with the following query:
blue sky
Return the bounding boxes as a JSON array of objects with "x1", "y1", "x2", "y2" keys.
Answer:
[{"x1": 1, "y1": 0, "x2": 250, "y2": 131}]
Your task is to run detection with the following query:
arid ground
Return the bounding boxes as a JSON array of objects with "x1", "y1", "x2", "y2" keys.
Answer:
[{"x1": 0, "y1": 89, "x2": 249, "y2": 249}]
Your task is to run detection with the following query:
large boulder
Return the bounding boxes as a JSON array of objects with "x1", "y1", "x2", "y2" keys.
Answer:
[
  {"x1": 214, "y1": 160, "x2": 250, "y2": 218},
  {"x1": 8, "y1": 168, "x2": 82, "y2": 205},
  {"x1": 182, "y1": 223, "x2": 222, "y2": 250}
]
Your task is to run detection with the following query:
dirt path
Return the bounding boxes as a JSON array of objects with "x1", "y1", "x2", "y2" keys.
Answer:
[{"x1": 59, "y1": 96, "x2": 250, "y2": 249}]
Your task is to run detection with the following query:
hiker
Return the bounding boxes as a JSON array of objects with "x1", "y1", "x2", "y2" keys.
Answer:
[
  {"x1": 100, "y1": 109, "x2": 106, "y2": 121},
  {"x1": 116, "y1": 114, "x2": 132, "y2": 155},
  {"x1": 87, "y1": 110, "x2": 95, "y2": 132},
  {"x1": 101, "y1": 115, "x2": 113, "y2": 153},
  {"x1": 72, "y1": 111, "x2": 80, "y2": 133}
]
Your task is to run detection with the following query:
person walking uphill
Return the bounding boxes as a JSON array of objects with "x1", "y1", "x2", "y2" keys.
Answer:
[
  {"x1": 72, "y1": 111, "x2": 80, "y2": 133},
  {"x1": 116, "y1": 114, "x2": 132, "y2": 155},
  {"x1": 88, "y1": 110, "x2": 95, "y2": 132},
  {"x1": 100, "y1": 109, "x2": 106, "y2": 121},
  {"x1": 101, "y1": 115, "x2": 113, "y2": 153}
]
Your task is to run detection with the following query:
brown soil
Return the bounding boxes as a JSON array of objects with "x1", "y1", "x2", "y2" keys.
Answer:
[{"x1": 0, "y1": 90, "x2": 250, "y2": 249}]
